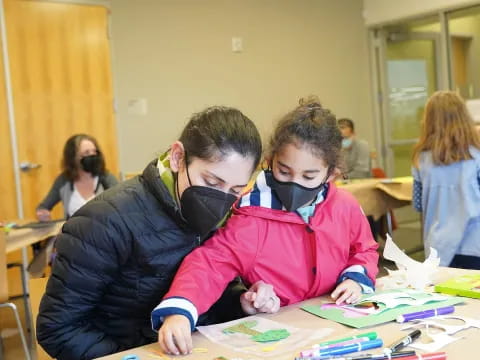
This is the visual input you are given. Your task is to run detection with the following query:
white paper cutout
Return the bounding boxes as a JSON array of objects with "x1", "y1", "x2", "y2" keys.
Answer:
[
  {"x1": 402, "y1": 315, "x2": 480, "y2": 335},
  {"x1": 400, "y1": 315, "x2": 480, "y2": 351},
  {"x1": 355, "y1": 290, "x2": 448, "y2": 314},
  {"x1": 409, "y1": 331, "x2": 461, "y2": 352},
  {"x1": 380, "y1": 234, "x2": 440, "y2": 290}
]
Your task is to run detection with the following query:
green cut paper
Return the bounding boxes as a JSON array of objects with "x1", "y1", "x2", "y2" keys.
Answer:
[
  {"x1": 302, "y1": 289, "x2": 464, "y2": 328},
  {"x1": 251, "y1": 329, "x2": 290, "y2": 343},
  {"x1": 223, "y1": 321, "x2": 260, "y2": 335}
]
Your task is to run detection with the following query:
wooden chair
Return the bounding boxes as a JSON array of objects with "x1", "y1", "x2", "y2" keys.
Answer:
[
  {"x1": 29, "y1": 277, "x2": 52, "y2": 360},
  {"x1": 0, "y1": 231, "x2": 32, "y2": 360}
]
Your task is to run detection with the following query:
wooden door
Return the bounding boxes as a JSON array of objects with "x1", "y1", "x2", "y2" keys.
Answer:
[
  {"x1": 0, "y1": 36, "x2": 17, "y2": 221},
  {"x1": 4, "y1": 0, "x2": 119, "y2": 220}
]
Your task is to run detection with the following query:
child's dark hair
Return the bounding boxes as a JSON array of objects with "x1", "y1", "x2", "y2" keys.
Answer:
[
  {"x1": 268, "y1": 96, "x2": 343, "y2": 172},
  {"x1": 179, "y1": 106, "x2": 262, "y2": 172},
  {"x1": 62, "y1": 134, "x2": 106, "y2": 181}
]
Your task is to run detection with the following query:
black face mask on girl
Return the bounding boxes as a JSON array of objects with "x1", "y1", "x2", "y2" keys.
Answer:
[
  {"x1": 177, "y1": 156, "x2": 237, "y2": 238},
  {"x1": 265, "y1": 169, "x2": 329, "y2": 212},
  {"x1": 80, "y1": 154, "x2": 102, "y2": 175}
]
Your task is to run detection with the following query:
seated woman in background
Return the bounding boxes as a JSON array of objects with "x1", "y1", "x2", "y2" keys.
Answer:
[
  {"x1": 412, "y1": 91, "x2": 480, "y2": 269},
  {"x1": 36, "y1": 134, "x2": 118, "y2": 220}
]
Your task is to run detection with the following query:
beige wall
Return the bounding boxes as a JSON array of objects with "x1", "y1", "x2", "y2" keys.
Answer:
[
  {"x1": 363, "y1": 0, "x2": 480, "y2": 26},
  {"x1": 111, "y1": 0, "x2": 373, "y2": 173}
]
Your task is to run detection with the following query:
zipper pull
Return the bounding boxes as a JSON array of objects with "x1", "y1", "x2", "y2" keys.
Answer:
[{"x1": 196, "y1": 235, "x2": 201, "y2": 246}]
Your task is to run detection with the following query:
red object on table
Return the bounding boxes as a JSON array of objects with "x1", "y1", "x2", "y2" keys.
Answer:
[{"x1": 396, "y1": 352, "x2": 446, "y2": 360}]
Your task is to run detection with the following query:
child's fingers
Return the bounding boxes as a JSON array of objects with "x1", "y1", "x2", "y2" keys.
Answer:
[
  {"x1": 331, "y1": 284, "x2": 345, "y2": 299},
  {"x1": 161, "y1": 329, "x2": 179, "y2": 355},
  {"x1": 335, "y1": 288, "x2": 353, "y2": 305},
  {"x1": 172, "y1": 327, "x2": 189, "y2": 355},
  {"x1": 182, "y1": 325, "x2": 193, "y2": 354},
  {"x1": 244, "y1": 291, "x2": 256, "y2": 302}
]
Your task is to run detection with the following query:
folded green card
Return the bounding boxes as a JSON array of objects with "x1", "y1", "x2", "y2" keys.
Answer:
[{"x1": 302, "y1": 289, "x2": 464, "y2": 328}]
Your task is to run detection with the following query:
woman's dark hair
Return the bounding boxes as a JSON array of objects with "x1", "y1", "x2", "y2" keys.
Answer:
[
  {"x1": 267, "y1": 96, "x2": 343, "y2": 172},
  {"x1": 179, "y1": 106, "x2": 262, "y2": 172},
  {"x1": 62, "y1": 134, "x2": 106, "y2": 181}
]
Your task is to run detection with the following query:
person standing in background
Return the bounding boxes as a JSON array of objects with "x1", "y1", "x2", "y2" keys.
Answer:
[
  {"x1": 36, "y1": 134, "x2": 118, "y2": 220},
  {"x1": 338, "y1": 118, "x2": 371, "y2": 179},
  {"x1": 412, "y1": 91, "x2": 480, "y2": 269}
]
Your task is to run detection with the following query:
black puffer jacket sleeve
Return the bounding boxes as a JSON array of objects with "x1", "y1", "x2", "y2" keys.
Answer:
[{"x1": 37, "y1": 199, "x2": 132, "y2": 360}]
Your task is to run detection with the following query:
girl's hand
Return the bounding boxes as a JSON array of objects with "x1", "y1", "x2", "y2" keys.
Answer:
[
  {"x1": 240, "y1": 280, "x2": 280, "y2": 315},
  {"x1": 331, "y1": 279, "x2": 362, "y2": 305},
  {"x1": 36, "y1": 209, "x2": 51, "y2": 222},
  {"x1": 158, "y1": 314, "x2": 192, "y2": 355}
]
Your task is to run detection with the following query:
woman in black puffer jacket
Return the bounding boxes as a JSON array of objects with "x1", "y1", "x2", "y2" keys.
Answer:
[{"x1": 37, "y1": 106, "x2": 275, "y2": 360}]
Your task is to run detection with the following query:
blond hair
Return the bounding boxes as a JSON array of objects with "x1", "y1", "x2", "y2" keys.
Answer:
[{"x1": 413, "y1": 91, "x2": 480, "y2": 167}]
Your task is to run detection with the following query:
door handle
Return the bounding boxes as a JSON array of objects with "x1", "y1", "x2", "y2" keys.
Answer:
[{"x1": 19, "y1": 161, "x2": 42, "y2": 172}]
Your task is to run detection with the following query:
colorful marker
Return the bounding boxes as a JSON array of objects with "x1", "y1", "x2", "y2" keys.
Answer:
[
  {"x1": 390, "y1": 352, "x2": 446, "y2": 360},
  {"x1": 396, "y1": 306, "x2": 455, "y2": 323},
  {"x1": 295, "y1": 351, "x2": 416, "y2": 360},
  {"x1": 304, "y1": 339, "x2": 384, "y2": 358},
  {"x1": 301, "y1": 337, "x2": 372, "y2": 357},
  {"x1": 384, "y1": 330, "x2": 421, "y2": 354},
  {"x1": 314, "y1": 332, "x2": 378, "y2": 347}
]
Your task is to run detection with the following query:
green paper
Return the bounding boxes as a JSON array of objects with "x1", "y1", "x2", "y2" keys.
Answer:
[
  {"x1": 435, "y1": 274, "x2": 480, "y2": 299},
  {"x1": 223, "y1": 321, "x2": 260, "y2": 335},
  {"x1": 251, "y1": 329, "x2": 290, "y2": 343},
  {"x1": 302, "y1": 289, "x2": 464, "y2": 328}
]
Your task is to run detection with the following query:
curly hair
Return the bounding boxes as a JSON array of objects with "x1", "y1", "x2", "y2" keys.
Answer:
[
  {"x1": 267, "y1": 96, "x2": 343, "y2": 173},
  {"x1": 62, "y1": 134, "x2": 106, "y2": 181}
]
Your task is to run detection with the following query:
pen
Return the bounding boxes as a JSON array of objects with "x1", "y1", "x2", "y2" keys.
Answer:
[
  {"x1": 396, "y1": 306, "x2": 455, "y2": 323},
  {"x1": 384, "y1": 330, "x2": 421, "y2": 354}
]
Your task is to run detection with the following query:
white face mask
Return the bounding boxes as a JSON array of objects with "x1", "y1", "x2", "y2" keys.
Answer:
[{"x1": 342, "y1": 138, "x2": 353, "y2": 148}]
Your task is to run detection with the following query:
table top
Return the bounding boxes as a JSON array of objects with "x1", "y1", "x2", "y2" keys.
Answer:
[
  {"x1": 4, "y1": 220, "x2": 64, "y2": 253},
  {"x1": 98, "y1": 267, "x2": 480, "y2": 360},
  {"x1": 338, "y1": 177, "x2": 413, "y2": 219}
]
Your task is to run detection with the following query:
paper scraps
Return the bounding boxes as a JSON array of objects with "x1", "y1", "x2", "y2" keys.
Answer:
[
  {"x1": 379, "y1": 234, "x2": 440, "y2": 290},
  {"x1": 223, "y1": 321, "x2": 261, "y2": 336}
]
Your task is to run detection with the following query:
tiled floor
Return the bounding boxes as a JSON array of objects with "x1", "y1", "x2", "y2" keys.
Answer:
[{"x1": 1, "y1": 217, "x2": 424, "y2": 360}]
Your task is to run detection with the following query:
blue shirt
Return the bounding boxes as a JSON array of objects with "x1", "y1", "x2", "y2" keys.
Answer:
[{"x1": 412, "y1": 147, "x2": 480, "y2": 266}]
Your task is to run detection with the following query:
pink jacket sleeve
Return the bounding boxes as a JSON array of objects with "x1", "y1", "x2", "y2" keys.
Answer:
[
  {"x1": 151, "y1": 214, "x2": 261, "y2": 330},
  {"x1": 338, "y1": 203, "x2": 379, "y2": 292}
]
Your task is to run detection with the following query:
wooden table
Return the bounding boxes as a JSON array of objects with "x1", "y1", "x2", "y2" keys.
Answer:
[
  {"x1": 97, "y1": 267, "x2": 479, "y2": 360},
  {"x1": 2, "y1": 220, "x2": 64, "y2": 345},
  {"x1": 5, "y1": 221, "x2": 64, "y2": 254},
  {"x1": 339, "y1": 177, "x2": 413, "y2": 220}
]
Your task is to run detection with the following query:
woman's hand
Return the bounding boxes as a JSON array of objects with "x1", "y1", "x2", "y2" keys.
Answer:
[
  {"x1": 240, "y1": 280, "x2": 281, "y2": 315},
  {"x1": 36, "y1": 209, "x2": 51, "y2": 222},
  {"x1": 158, "y1": 314, "x2": 192, "y2": 355},
  {"x1": 331, "y1": 279, "x2": 362, "y2": 305}
]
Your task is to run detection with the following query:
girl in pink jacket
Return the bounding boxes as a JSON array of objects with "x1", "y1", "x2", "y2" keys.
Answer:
[{"x1": 153, "y1": 98, "x2": 379, "y2": 355}]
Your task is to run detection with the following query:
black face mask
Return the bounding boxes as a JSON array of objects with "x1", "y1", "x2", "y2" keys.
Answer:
[
  {"x1": 177, "y1": 158, "x2": 236, "y2": 238},
  {"x1": 80, "y1": 154, "x2": 102, "y2": 175},
  {"x1": 265, "y1": 170, "x2": 328, "y2": 212}
]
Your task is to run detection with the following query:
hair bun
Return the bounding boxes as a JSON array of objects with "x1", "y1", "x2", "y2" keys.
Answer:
[{"x1": 299, "y1": 95, "x2": 322, "y2": 108}]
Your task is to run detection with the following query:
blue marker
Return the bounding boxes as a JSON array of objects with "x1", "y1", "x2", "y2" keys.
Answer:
[{"x1": 301, "y1": 338, "x2": 384, "y2": 358}]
